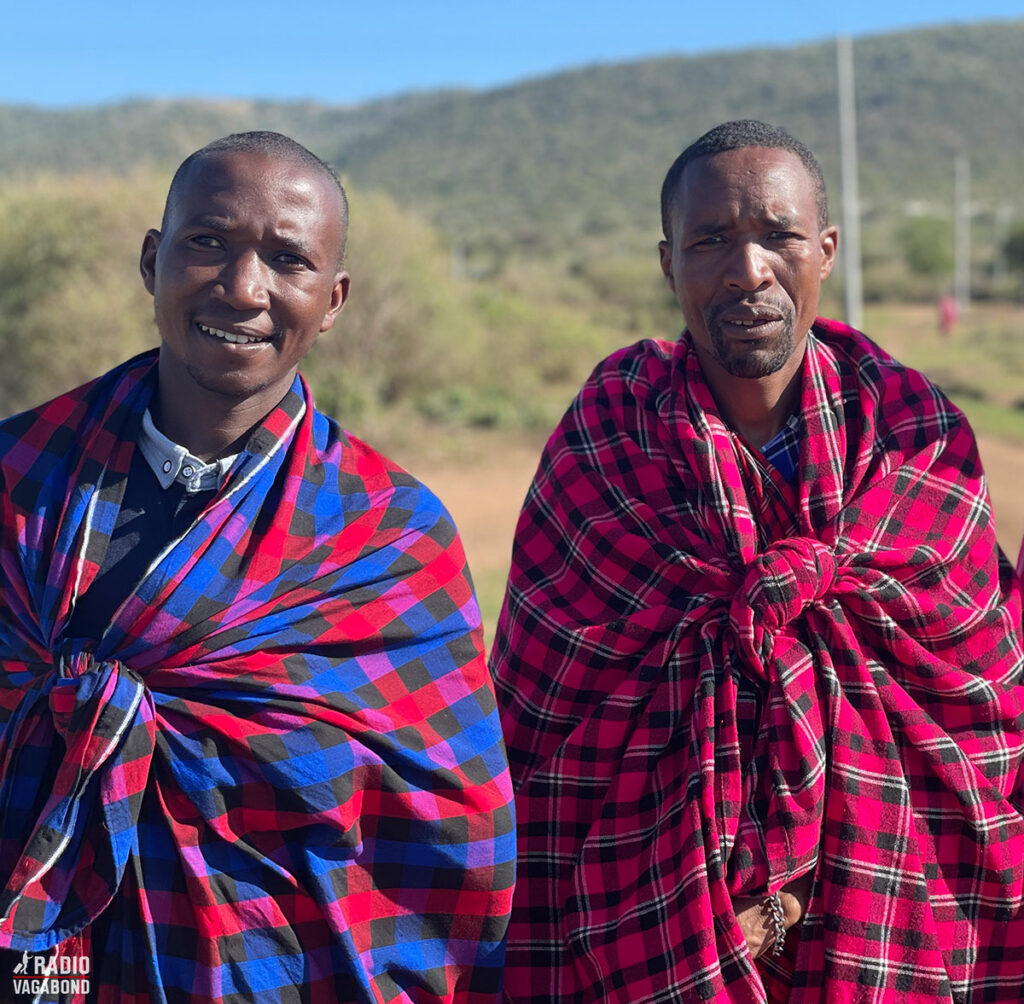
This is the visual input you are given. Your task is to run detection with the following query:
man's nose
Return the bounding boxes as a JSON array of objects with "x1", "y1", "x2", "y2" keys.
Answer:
[
  {"x1": 213, "y1": 251, "x2": 271, "y2": 310},
  {"x1": 725, "y1": 241, "x2": 773, "y2": 292}
]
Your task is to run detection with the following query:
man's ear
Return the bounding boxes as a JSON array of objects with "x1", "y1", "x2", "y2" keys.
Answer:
[
  {"x1": 140, "y1": 229, "x2": 162, "y2": 296},
  {"x1": 819, "y1": 225, "x2": 839, "y2": 281},
  {"x1": 319, "y1": 271, "x2": 351, "y2": 333},
  {"x1": 658, "y1": 241, "x2": 676, "y2": 293}
]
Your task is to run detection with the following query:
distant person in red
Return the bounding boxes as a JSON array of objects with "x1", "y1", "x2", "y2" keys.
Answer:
[
  {"x1": 939, "y1": 292, "x2": 959, "y2": 337},
  {"x1": 491, "y1": 119, "x2": 1024, "y2": 1002}
]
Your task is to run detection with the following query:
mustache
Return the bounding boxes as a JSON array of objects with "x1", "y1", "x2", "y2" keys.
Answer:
[{"x1": 706, "y1": 298, "x2": 794, "y2": 327}]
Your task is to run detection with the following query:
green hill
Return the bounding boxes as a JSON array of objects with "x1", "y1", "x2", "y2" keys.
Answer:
[
  {"x1": 333, "y1": 21, "x2": 1024, "y2": 254},
  {"x1": 4, "y1": 18, "x2": 1023, "y2": 263}
]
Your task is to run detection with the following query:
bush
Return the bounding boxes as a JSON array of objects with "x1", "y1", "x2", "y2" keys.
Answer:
[{"x1": 0, "y1": 172, "x2": 163, "y2": 414}]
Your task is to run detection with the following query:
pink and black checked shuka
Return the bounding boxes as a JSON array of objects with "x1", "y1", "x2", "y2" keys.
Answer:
[
  {"x1": 491, "y1": 319, "x2": 1024, "y2": 1003},
  {"x1": 0, "y1": 351, "x2": 515, "y2": 1002}
]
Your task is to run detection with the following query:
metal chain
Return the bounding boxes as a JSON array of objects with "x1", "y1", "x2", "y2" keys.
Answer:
[{"x1": 763, "y1": 891, "x2": 787, "y2": 957}]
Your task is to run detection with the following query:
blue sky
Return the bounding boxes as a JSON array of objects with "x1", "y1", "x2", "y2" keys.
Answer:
[{"x1": 5, "y1": 0, "x2": 1023, "y2": 108}]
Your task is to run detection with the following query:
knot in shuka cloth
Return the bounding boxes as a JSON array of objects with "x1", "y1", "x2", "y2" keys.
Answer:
[
  {"x1": 0, "y1": 654, "x2": 154, "y2": 946},
  {"x1": 491, "y1": 320, "x2": 1024, "y2": 1004},
  {"x1": 0, "y1": 352, "x2": 514, "y2": 1002},
  {"x1": 730, "y1": 537, "x2": 839, "y2": 667}
]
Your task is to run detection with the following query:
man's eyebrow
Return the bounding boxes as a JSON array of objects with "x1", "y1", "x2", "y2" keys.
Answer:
[
  {"x1": 190, "y1": 214, "x2": 233, "y2": 231},
  {"x1": 272, "y1": 234, "x2": 318, "y2": 260},
  {"x1": 690, "y1": 222, "x2": 727, "y2": 237},
  {"x1": 688, "y1": 214, "x2": 800, "y2": 237},
  {"x1": 186, "y1": 216, "x2": 318, "y2": 260}
]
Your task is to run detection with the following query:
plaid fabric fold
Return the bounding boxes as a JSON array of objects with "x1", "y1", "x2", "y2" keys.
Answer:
[
  {"x1": 0, "y1": 351, "x2": 515, "y2": 1002},
  {"x1": 491, "y1": 320, "x2": 1024, "y2": 1003}
]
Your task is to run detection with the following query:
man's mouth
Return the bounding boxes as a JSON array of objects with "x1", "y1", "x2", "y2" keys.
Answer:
[
  {"x1": 196, "y1": 322, "x2": 273, "y2": 346},
  {"x1": 729, "y1": 318, "x2": 777, "y2": 328},
  {"x1": 719, "y1": 317, "x2": 783, "y2": 339},
  {"x1": 711, "y1": 304, "x2": 789, "y2": 338},
  {"x1": 719, "y1": 310, "x2": 783, "y2": 326}
]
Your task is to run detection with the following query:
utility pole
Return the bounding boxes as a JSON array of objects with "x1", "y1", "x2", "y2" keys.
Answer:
[
  {"x1": 836, "y1": 35, "x2": 863, "y2": 330},
  {"x1": 993, "y1": 203, "x2": 1013, "y2": 286},
  {"x1": 953, "y1": 153, "x2": 971, "y2": 310}
]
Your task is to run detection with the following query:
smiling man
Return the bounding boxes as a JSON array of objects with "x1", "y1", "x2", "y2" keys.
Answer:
[
  {"x1": 0, "y1": 132, "x2": 514, "y2": 1002},
  {"x1": 142, "y1": 139, "x2": 351, "y2": 457},
  {"x1": 491, "y1": 120, "x2": 1024, "y2": 1002}
]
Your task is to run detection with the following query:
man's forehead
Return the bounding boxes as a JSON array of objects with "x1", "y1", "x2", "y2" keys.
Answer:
[
  {"x1": 176, "y1": 150, "x2": 328, "y2": 203},
  {"x1": 672, "y1": 147, "x2": 817, "y2": 230},
  {"x1": 164, "y1": 149, "x2": 345, "y2": 244}
]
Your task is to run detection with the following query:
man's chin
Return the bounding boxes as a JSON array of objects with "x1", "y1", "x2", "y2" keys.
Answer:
[
  {"x1": 722, "y1": 351, "x2": 791, "y2": 379},
  {"x1": 184, "y1": 363, "x2": 272, "y2": 402},
  {"x1": 712, "y1": 331, "x2": 795, "y2": 379}
]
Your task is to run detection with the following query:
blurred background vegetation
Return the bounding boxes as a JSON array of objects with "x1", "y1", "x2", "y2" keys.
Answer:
[
  {"x1": 3, "y1": 20, "x2": 1024, "y2": 636},
  {"x1": 2, "y1": 20, "x2": 1023, "y2": 437},
  {"x1": 3, "y1": 20, "x2": 1024, "y2": 437}
]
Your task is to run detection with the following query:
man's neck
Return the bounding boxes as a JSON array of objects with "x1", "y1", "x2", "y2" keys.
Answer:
[
  {"x1": 698, "y1": 349, "x2": 805, "y2": 449},
  {"x1": 154, "y1": 356, "x2": 297, "y2": 462},
  {"x1": 723, "y1": 379, "x2": 801, "y2": 448},
  {"x1": 151, "y1": 402, "x2": 256, "y2": 463},
  {"x1": 153, "y1": 385, "x2": 278, "y2": 464}
]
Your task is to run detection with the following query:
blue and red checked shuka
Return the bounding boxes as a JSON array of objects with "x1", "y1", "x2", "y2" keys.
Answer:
[
  {"x1": 0, "y1": 350, "x2": 515, "y2": 1003},
  {"x1": 491, "y1": 319, "x2": 1024, "y2": 1003}
]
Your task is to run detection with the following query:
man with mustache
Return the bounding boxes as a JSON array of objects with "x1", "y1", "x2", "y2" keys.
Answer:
[
  {"x1": 0, "y1": 131, "x2": 514, "y2": 1002},
  {"x1": 491, "y1": 120, "x2": 1024, "y2": 1002}
]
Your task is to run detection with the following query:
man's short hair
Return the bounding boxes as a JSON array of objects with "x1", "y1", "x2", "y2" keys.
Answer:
[
  {"x1": 660, "y1": 120, "x2": 829, "y2": 239},
  {"x1": 161, "y1": 131, "x2": 349, "y2": 260}
]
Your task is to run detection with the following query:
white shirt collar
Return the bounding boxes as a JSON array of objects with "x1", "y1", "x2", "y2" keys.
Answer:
[{"x1": 137, "y1": 410, "x2": 237, "y2": 493}]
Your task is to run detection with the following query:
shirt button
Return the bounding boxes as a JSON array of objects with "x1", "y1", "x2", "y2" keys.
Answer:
[
  {"x1": 162, "y1": 460, "x2": 172, "y2": 473},
  {"x1": 182, "y1": 465, "x2": 194, "y2": 478}
]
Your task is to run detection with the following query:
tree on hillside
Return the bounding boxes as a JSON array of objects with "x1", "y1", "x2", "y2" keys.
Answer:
[{"x1": 897, "y1": 216, "x2": 953, "y2": 282}]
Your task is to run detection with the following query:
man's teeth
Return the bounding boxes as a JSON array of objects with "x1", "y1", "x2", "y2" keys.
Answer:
[{"x1": 198, "y1": 323, "x2": 269, "y2": 345}]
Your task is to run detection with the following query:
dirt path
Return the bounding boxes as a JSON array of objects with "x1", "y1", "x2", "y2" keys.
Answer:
[
  {"x1": 409, "y1": 433, "x2": 1024, "y2": 640},
  {"x1": 978, "y1": 435, "x2": 1024, "y2": 560},
  {"x1": 405, "y1": 440, "x2": 540, "y2": 631}
]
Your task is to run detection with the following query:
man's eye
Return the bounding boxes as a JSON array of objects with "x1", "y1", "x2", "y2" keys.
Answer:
[
  {"x1": 694, "y1": 235, "x2": 725, "y2": 247},
  {"x1": 767, "y1": 231, "x2": 798, "y2": 241},
  {"x1": 276, "y1": 253, "x2": 310, "y2": 269},
  {"x1": 189, "y1": 235, "x2": 223, "y2": 249}
]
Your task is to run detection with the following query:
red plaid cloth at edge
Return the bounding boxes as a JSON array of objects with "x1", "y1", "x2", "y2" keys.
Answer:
[
  {"x1": 0, "y1": 352, "x2": 515, "y2": 1003},
  {"x1": 491, "y1": 319, "x2": 1024, "y2": 1003}
]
